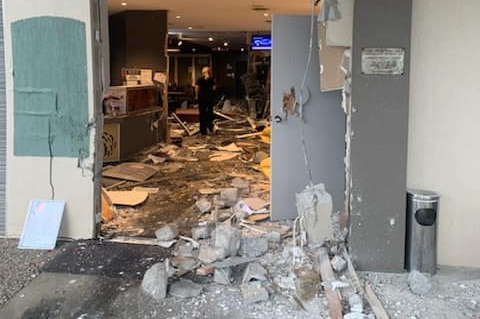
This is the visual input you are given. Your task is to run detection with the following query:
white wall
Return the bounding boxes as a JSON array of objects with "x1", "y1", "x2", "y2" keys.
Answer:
[
  {"x1": 408, "y1": 0, "x2": 480, "y2": 267},
  {"x1": 4, "y1": 0, "x2": 97, "y2": 239}
]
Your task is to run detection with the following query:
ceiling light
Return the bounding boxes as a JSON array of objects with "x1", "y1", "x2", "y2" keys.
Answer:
[
  {"x1": 223, "y1": 42, "x2": 228, "y2": 47},
  {"x1": 178, "y1": 40, "x2": 183, "y2": 46},
  {"x1": 187, "y1": 26, "x2": 193, "y2": 30},
  {"x1": 208, "y1": 37, "x2": 214, "y2": 42},
  {"x1": 121, "y1": 2, "x2": 127, "y2": 6},
  {"x1": 264, "y1": 13, "x2": 269, "y2": 17},
  {"x1": 175, "y1": 15, "x2": 181, "y2": 19}
]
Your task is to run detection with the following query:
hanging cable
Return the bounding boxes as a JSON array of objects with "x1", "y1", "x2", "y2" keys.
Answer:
[
  {"x1": 297, "y1": 0, "x2": 317, "y2": 186},
  {"x1": 48, "y1": 118, "x2": 55, "y2": 200}
]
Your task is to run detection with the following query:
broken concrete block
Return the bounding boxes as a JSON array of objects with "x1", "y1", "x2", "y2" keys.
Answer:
[
  {"x1": 408, "y1": 270, "x2": 432, "y2": 295},
  {"x1": 198, "y1": 245, "x2": 226, "y2": 264},
  {"x1": 265, "y1": 231, "x2": 281, "y2": 244},
  {"x1": 155, "y1": 224, "x2": 178, "y2": 241},
  {"x1": 172, "y1": 256, "x2": 198, "y2": 274},
  {"x1": 242, "y1": 262, "x2": 268, "y2": 283},
  {"x1": 214, "y1": 267, "x2": 232, "y2": 285},
  {"x1": 141, "y1": 262, "x2": 168, "y2": 300},
  {"x1": 195, "y1": 197, "x2": 212, "y2": 214},
  {"x1": 344, "y1": 313, "x2": 368, "y2": 319},
  {"x1": 192, "y1": 222, "x2": 215, "y2": 240},
  {"x1": 169, "y1": 279, "x2": 203, "y2": 298},
  {"x1": 220, "y1": 188, "x2": 239, "y2": 207},
  {"x1": 331, "y1": 255, "x2": 347, "y2": 273},
  {"x1": 240, "y1": 237, "x2": 269, "y2": 258},
  {"x1": 348, "y1": 293, "x2": 364, "y2": 313},
  {"x1": 214, "y1": 224, "x2": 241, "y2": 257},
  {"x1": 173, "y1": 241, "x2": 196, "y2": 258},
  {"x1": 212, "y1": 256, "x2": 258, "y2": 268},
  {"x1": 196, "y1": 265, "x2": 214, "y2": 276},
  {"x1": 240, "y1": 281, "x2": 269, "y2": 304}
]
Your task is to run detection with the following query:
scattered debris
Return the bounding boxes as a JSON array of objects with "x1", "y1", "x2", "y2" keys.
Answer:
[
  {"x1": 214, "y1": 267, "x2": 232, "y2": 286},
  {"x1": 198, "y1": 245, "x2": 226, "y2": 264},
  {"x1": 239, "y1": 237, "x2": 268, "y2": 258},
  {"x1": 240, "y1": 281, "x2": 269, "y2": 304},
  {"x1": 155, "y1": 224, "x2": 178, "y2": 241},
  {"x1": 132, "y1": 186, "x2": 159, "y2": 194},
  {"x1": 102, "y1": 162, "x2": 159, "y2": 182},
  {"x1": 242, "y1": 262, "x2": 268, "y2": 283},
  {"x1": 214, "y1": 225, "x2": 241, "y2": 257}
]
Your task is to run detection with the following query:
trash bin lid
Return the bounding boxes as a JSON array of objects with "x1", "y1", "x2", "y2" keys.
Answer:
[{"x1": 407, "y1": 189, "x2": 439, "y2": 200}]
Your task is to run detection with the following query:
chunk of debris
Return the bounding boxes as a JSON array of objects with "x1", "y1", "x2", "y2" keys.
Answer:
[
  {"x1": 217, "y1": 142, "x2": 242, "y2": 152},
  {"x1": 191, "y1": 222, "x2": 215, "y2": 240},
  {"x1": 243, "y1": 197, "x2": 269, "y2": 211},
  {"x1": 155, "y1": 224, "x2": 178, "y2": 241},
  {"x1": 343, "y1": 313, "x2": 369, "y2": 319},
  {"x1": 172, "y1": 256, "x2": 198, "y2": 274},
  {"x1": 348, "y1": 294, "x2": 364, "y2": 313},
  {"x1": 141, "y1": 261, "x2": 168, "y2": 300},
  {"x1": 240, "y1": 281, "x2": 269, "y2": 304},
  {"x1": 147, "y1": 154, "x2": 166, "y2": 164},
  {"x1": 169, "y1": 279, "x2": 203, "y2": 298},
  {"x1": 214, "y1": 267, "x2": 232, "y2": 285},
  {"x1": 240, "y1": 237, "x2": 269, "y2": 258},
  {"x1": 242, "y1": 262, "x2": 268, "y2": 283},
  {"x1": 106, "y1": 190, "x2": 149, "y2": 206},
  {"x1": 264, "y1": 231, "x2": 281, "y2": 244},
  {"x1": 214, "y1": 225, "x2": 241, "y2": 257},
  {"x1": 102, "y1": 162, "x2": 159, "y2": 182},
  {"x1": 331, "y1": 255, "x2": 347, "y2": 273},
  {"x1": 209, "y1": 151, "x2": 240, "y2": 162},
  {"x1": 295, "y1": 267, "x2": 320, "y2": 302},
  {"x1": 408, "y1": 270, "x2": 432, "y2": 295},
  {"x1": 158, "y1": 240, "x2": 177, "y2": 248},
  {"x1": 198, "y1": 188, "x2": 220, "y2": 195},
  {"x1": 198, "y1": 245, "x2": 226, "y2": 264},
  {"x1": 212, "y1": 256, "x2": 258, "y2": 269},
  {"x1": 220, "y1": 188, "x2": 239, "y2": 207},
  {"x1": 196, "y1": 265, "x2": 214, "y2": 276},
  {"x1": 132, "y1": 186, "x2": 159, "y2": 194},
  {"x1": 195, "y1": 197, "x2": 212, "y2": 214},
  {"x1": 231, "y1": 178, "x2": 250, "y2": 193}
]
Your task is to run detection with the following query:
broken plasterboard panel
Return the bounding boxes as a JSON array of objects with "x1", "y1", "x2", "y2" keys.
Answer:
[
  {"x1": 318, "y1": 22, "x2": 347, "y2": 92},
  {"x1": 106, "y1": 191, "x2": 149, "y2": 206},
  {"x1": 325, "y1": 0, "x2": 354, "y2": 47},
  {"x1": 18, "y1": 200, "x2": 65, "y2": 250},
  {"x1": 102, "y1": 162, "x2": 159, "y2": 182}
]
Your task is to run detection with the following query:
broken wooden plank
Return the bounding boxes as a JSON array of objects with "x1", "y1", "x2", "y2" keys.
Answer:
[
  {"x1": 104, "y1": 180, "x2": 127, "y2": 190},
  {"x1": 209, "y1": 151, "x2": 240, "y2": 162},
  {"x1": 171, "y1": 112, "x2": 192, "y2": 135},
  {"x1": 213, "y1": 110, "x2": 237, "y2": 121},
  {"x1": 343, "y1": 251, "x2": 391, "y2": 319},
  {"x1": 365, "y1": 281, "x2": 391, "y2": 319},
  {"x1": 235, "y1": 131, "x2": 263, "y2": 139},
  {"x1": 102, "y1": 162, "x2": 159, "y2": 182},
  {"x1": 106, "y1": 190, "x2": 149, "y2": 206},
  {"x1": 101, "y1": 188, "x2": 114, "y2": 222},
  {"x1": 315, "y1": 247, "x2": 343, "y2": 319}
]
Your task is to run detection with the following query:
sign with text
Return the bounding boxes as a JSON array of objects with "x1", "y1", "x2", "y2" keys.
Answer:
[{"x1": 361, "y1": 48, "x2": 405, "y2": 75}]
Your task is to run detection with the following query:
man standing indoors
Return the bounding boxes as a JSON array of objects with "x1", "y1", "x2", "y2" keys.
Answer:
[{"x1": 195, "y1": 66, "x2": 216, "y2": 136}]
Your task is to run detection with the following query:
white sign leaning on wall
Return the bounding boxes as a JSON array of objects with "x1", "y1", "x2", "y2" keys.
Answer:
[{"x1": 361, "y1": 48, "x2": 405, "y2": 75}]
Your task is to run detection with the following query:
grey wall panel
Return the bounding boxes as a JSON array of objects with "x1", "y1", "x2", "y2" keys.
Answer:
[
  {"x1": 349, "y1": 0, "x2": 412, "y2": 272},
  {"x1": 270, "y1": 15, "x2": 345, "y2": 220},
  {"x1": 0, "y1": 2, "x2": 6, "y2": 236}
]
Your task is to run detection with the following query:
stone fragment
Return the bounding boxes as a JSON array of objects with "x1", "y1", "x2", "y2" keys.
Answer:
[
  {"x1": 220, "y1": 188, "x2": 239, "y2": 207},
  {"x1": 265, "y1": 231, "x2": 281, "y2": 244},
  {"x1": 198, "y1": 245, "x2": 226, "y2": 264},
  {"x1": 141, "y1": 262, "x2": 168, "y2": 300},
  {"x1": 240, "y1": 281, "x2": 269, "y2": 304},
  {"x1": 242, "y1": 262, "x2": 268, "y2": 283},
  {"x1": 408, "y1": 270, "x2": 432, "y2": 295},
  {"x1": 155, "y1": 224, "x2": 178, "y2": 241},
  {"x1": 214, "y1": 225, "x2": 241, "y2": 257},
  {"x1": 295, "y1": 267, "x2": 320, "y2": 302},
  {"x1": 331, "y1": 255, "x2": 347, "y2": 272},
  {"x1": 173, "y1": 241, "x2": 196, "y2": 258},
  {"x1": 348, "y1": 294, "x2": 364, "y2": 313},
  {"x1": 198, "y1": 244, "x2": 225, "y2": 264},
  {"x1": 344, "y1": 313, "x2": 368, "y2": 319},
  {"x1": 172, "y1": 256, "x2": 197, "y2": 273},
  {"x1": 195, "y1": 197, "x2": 212, "y2": 213},
  {"x1": 196, "y1": 265, "x2": 214, "y2": 276},
  {"x1": 169, "y1": 279, "x2": 203, "y2": 298},
  {"x1": 192, "y1": 222, "x2": 215, "y2": 240},
  {"x1": 240, "y1": 237, "x2": 269, "y2": 258},
  {"x1": 212, "y1": 256, "x2": 258, "y2": 268},
  {"x1": 214, "y1": 267, "x2": 232, "y2": 285}
]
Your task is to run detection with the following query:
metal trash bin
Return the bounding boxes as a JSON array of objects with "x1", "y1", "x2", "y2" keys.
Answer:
[{"x1": 406, "y1": 189, "x2": 440, "y2": 275}]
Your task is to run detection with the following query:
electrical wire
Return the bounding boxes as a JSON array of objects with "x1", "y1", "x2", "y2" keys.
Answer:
[
  {"x1": 47, "y1": 118, "x2": 55, "y2": 200},
  {"x1": 297, "y1": 0, "x2": 317, "y2": 186}
]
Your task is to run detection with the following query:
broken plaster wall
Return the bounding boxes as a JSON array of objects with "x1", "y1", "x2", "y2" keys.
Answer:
[
  {"x1": 408, "y1": 0, "x2": 480, "y2": 268},
  {"x1": 4, "y1": 0, "x2": 101, "y2": 239}
]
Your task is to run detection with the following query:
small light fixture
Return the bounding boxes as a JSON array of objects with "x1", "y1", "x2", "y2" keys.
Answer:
[
  {"x1": 208, "y1": 37, "x2": 214, "y2": 42},
  {"x1": 264, "y1": 13, "x2": 269, "y2": 17},
  {"x1": 187, "y1": 26, "x2": 193, "y2": 30},
  {"x1": 178, "y1": 40, "x2": 183, "y2": 46},
  {"x1": 241, "y1": 48, "x2": 245, "y2": 52},
  {"x1": 121, "y1": 2, "x2": 127, "y2": 6},
  {"x1": 223, "y1": 42, "x2": 228, "y2": 47},
  {"x1": 175, "y1": 15, "x2": 181, "y2": 19}
]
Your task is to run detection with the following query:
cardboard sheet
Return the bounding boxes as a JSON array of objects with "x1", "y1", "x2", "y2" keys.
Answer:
[
  {"x1": 102, "y1": 162, "x2": 159, "y2": 182},
  {"x1": 106, "y1": 191, "x2": 149, "y2": 206}
]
